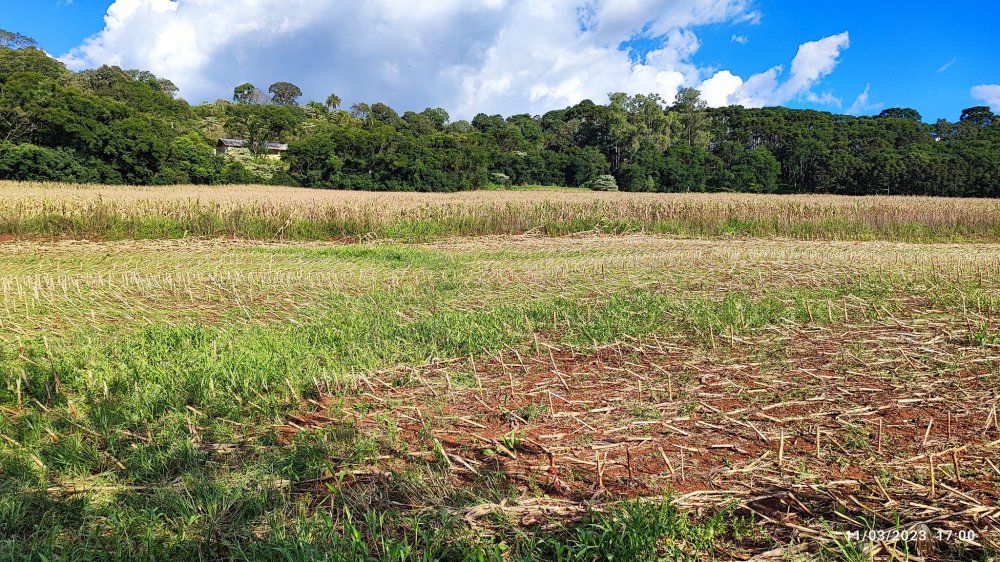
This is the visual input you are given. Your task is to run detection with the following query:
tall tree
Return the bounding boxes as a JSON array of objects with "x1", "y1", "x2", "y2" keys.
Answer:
[
  {"x1": 157, "y1": 79, "x2": 179, "y2": 98},
  {"x1": 0, "y1": 29, "x2": 37, "y2": 50},
  {"x1": 77, "y1": 65, "x2": 132, "y2": 97},
  {"x1": 877, "y1": 108, "x2": 922, "y2": 121},
  {"x1": 421, "y1": 107, "x2": 450, "y2": 130},
  {"x1": 370, "y1": 102, "x2": 402, "y2": 127},
  {"x1": 960, "y1": 106, "x2": 995, "y2": 127},
  {"x1": 125, "y1": 69, "x2": 179, "y2": 97},
  {"x1": 670, "y1": 88, "x2": 709, "y2": 148},
  {"x1": 0, "y1": 82, "x2": 36, "y2": 143},
  {"x1": 224, "y1": 104, "x2": 300, "y2": 157},
  {"x1": 325, "y1": 94, "x2": 342, "y2": 111},
  {"x1": 268, "y1": 82, "x2": 303, "y2": 106},
  {"x1": 0, "y1": 46, "x2": 68, "y2": 81},
  {"x1": 233, "y1": 83, "x2": 268, "y2": 105}
]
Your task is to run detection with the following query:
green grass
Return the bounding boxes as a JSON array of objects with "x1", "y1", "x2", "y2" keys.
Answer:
[
  {"x1": 1, "y1": 236, "x2": 998, "y2": 560},
  {"x1": 0, "y1": 497, "x2": 757, "y2": 561}
]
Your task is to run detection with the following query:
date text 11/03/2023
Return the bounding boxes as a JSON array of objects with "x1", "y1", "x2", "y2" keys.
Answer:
[{"x1": 847, "y1": 528, "x2": 980, "y2": 544}]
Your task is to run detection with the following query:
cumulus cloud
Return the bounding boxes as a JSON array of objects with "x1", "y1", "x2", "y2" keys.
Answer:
[
  {"x1": 699, "y1": 70, "x2": 743, "y2": 106},
  {"x1": 779, "y1": 32, "x2": 850, "y2": 99},
  {"x1": 61, "y1": 0, "x2": 849, "y2": 118},
  {"x1": 971, "y1": 84, "x2": 1000, "y2": 111},
  {"x1": 696, "y1": 31, "x2": 849, "y2": 108},
  {"x1": 63, "y1": 0, "x2": 513, "y2": 114}
]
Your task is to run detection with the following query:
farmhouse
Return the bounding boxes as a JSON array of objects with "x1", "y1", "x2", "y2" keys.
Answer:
[{"x1": 216, "y1": 138, "x2": 288, "y2": 159}]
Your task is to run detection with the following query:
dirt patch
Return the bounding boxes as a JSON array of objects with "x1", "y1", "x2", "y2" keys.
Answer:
[{"x1": 279, "y1": 320, "x2": 1000, "y2": 559}]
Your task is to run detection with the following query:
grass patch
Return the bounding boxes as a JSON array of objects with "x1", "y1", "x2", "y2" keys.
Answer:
[{"x1": 1, "y1": 233, "x2": 998, "y2": 559}]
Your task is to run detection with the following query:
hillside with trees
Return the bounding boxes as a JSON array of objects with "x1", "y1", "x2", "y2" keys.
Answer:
[{"x1": 1, "y1": 30, "x2": 999, "y2": 196}]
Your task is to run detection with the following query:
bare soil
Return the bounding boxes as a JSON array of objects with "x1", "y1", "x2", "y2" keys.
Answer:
[{"x1": 280, "y1": 317, "x2": 1000, "y2": 559}]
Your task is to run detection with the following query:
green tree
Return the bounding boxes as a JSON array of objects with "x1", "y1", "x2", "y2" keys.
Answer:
[
  {"x1": 224, "y1": 104, "x2": 300, "y2": 157},
  {"x1": 877, "y1": 108, "x2": 923, "y2": 121},
  {"x1": 669, "y1": 88, "x2": 709, "y2": 148},
  {"x1": 0, "y1": 47, "x2": 68, "y2": 82},
  {"x1": 0, "y1": 29, "x2": 37, "y2": 50},
  {"x1": 77, "y1": 65, "x2": 132, "y2": 97},
  {"x1": 101, "y1": 115, "x2": 169, "y2": 184},
  {"x1": 960, "y1": 106, "x2": 995, "y2": 127},
  {"x1": 370, "y1": 102, "x2": 402, "y2": 128},
  {"x1": 350, "y1": 102, "x2": 371, "y2": 120},
  {"x1": 162, "y1": 133, "x2": 219, "y2": 184},
  {"x1": 421, "y1": 108, "x2": 450, "y2": 130},
  {"x1": 125, "y1": 69, "x2": 178, "y2": 97},
  {"x1": 233, "y1": 83, "x2": 267, "y2": 105},
  {"x1": 711, "y1": 141, "x2": 780, "y2": 192},
  {"x1": 0, "y1": 143, "x2": 93, "y2": 182},
  {"x1": 472, "y1": 113, "x2": 506, "y2": 134},
  {"x1": 2, "y1": 52, "x2": 1000, "y2": 196},
  {"x1": 268, "y1": 82, "x2": 303, "y2": 106},
  {"x1": 506, "y1": 114, "x2": 543, "y2": 143},
  {"x1": 0, "y1": 80, "x2": 36, "y2": 143},
  {"x1": 285, "y1": 131, "x2": 343, "y2": 187},
  {"x1": 662, "y1": 143, "x2": 714, "y2": 191},
  {"x1": 402, "y1": 111, "x2": 437, "y2": 136},
  {"x1": 933, "y1": 119, "x2": 956, "y2": 141}
]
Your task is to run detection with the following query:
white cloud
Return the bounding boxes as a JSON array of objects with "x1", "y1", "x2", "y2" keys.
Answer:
[
  {"x1": 845, "y1": 83, "x2": 882, "y2": 115},
  {"x1": 806, "y1": 91, "x2": 841, "y2": 107},
  {"x1": 846, "y1": 83, "x2": 870, "y2": 115},
  {"x1": 938, "y1": 57, "x2": 957, "y2": 73},
  {"x1": 971, "y1": 84, "x2": 1000, "y2": 111},
  {"x1": 700, "y1": 70, "x2": 743, "y2": 106},
  {"x1": 730, "y1": 34, "x2": 748, "y2": 44},
  {"x1": 61, "y1": 0, "x2": 849, "y2": 118},
  {"x1": 779, "y1": 32, "x2": 850, "y2": 100},
  {"x1": 697, "y1": 31, "x2": 850, "y2": 108}
]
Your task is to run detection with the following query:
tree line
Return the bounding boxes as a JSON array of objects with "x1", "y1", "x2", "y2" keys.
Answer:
[{"x1": 1, "y1": 31, "x2": 999, "y2": 196}]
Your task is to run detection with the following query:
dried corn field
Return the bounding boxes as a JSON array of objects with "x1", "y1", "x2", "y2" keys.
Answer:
[
  {"x1": 3, "y1": 181, "x2": 1000, "y2": 242},
  {"x1": 0, "y1": 187, "x2": 998, "y2": 560}
]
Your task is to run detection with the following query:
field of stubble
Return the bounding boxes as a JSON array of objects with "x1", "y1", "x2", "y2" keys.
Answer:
[{"x1": 0, "y1": 182, "x2": 998, "y2": 560}]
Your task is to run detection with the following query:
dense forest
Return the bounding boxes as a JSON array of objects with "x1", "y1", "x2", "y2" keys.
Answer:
[{"x1": 1, "y1": 31, "x2": 999, "y2": 196}]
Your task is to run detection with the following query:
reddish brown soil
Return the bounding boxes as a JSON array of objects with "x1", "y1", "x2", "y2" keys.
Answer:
[{"x1": 280, "y1": 321, "x2": 1000, "y2": 557}]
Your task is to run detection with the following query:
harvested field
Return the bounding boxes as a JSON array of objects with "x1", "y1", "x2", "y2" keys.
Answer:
[
  {"x1": 282, "y1": 312, "x2": 1000, "y2": 560},
  {"x1": 1, "y1": 226, "x2": 998, "y2": 559}
]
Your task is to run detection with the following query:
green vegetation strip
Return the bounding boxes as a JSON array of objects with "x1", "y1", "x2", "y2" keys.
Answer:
[
  {"x1": 0, "y1": 238, "x2": 997, "y2": 560},
  {"x1": 0, "y1": 288, "x2": 930, "y2": 559},
  {"x1": 2, "y1": 37, "x2": 1000, "y2": 198}
]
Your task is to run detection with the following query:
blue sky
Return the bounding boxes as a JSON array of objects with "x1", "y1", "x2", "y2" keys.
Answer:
[
  {"x1": 689, "y1": 0, "x2": 1000, "y2": 121},
  {"x1": 2, "y1": 0, "x2": 998, "y2": 121},
  {"x1": 1, "y1": 0, "x2": 110, "y2": 54}
]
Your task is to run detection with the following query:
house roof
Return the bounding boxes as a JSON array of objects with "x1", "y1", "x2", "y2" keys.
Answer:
[{"x1": 217, "y1": 138, "x2": 288, "y2": 151}]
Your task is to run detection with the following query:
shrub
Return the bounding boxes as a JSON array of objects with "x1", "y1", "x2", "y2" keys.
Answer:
[
  {"x1": 586, "y1": 174, "x2": 619, "y2": 191},
  {"x1": 0, "y1": 143, "x2": 96, "y2": 183},
  {"x1": 489, "y1": 172, "x2": 512, "y2": 188}
]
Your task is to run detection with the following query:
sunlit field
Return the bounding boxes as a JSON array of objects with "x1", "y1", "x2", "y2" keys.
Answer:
[
  {"x1": 3, "y1": 181, "x2": 1000, "y2": 242},
  {"x1": 0, "y1": 183, "x2": 998, "y2": 560}
]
